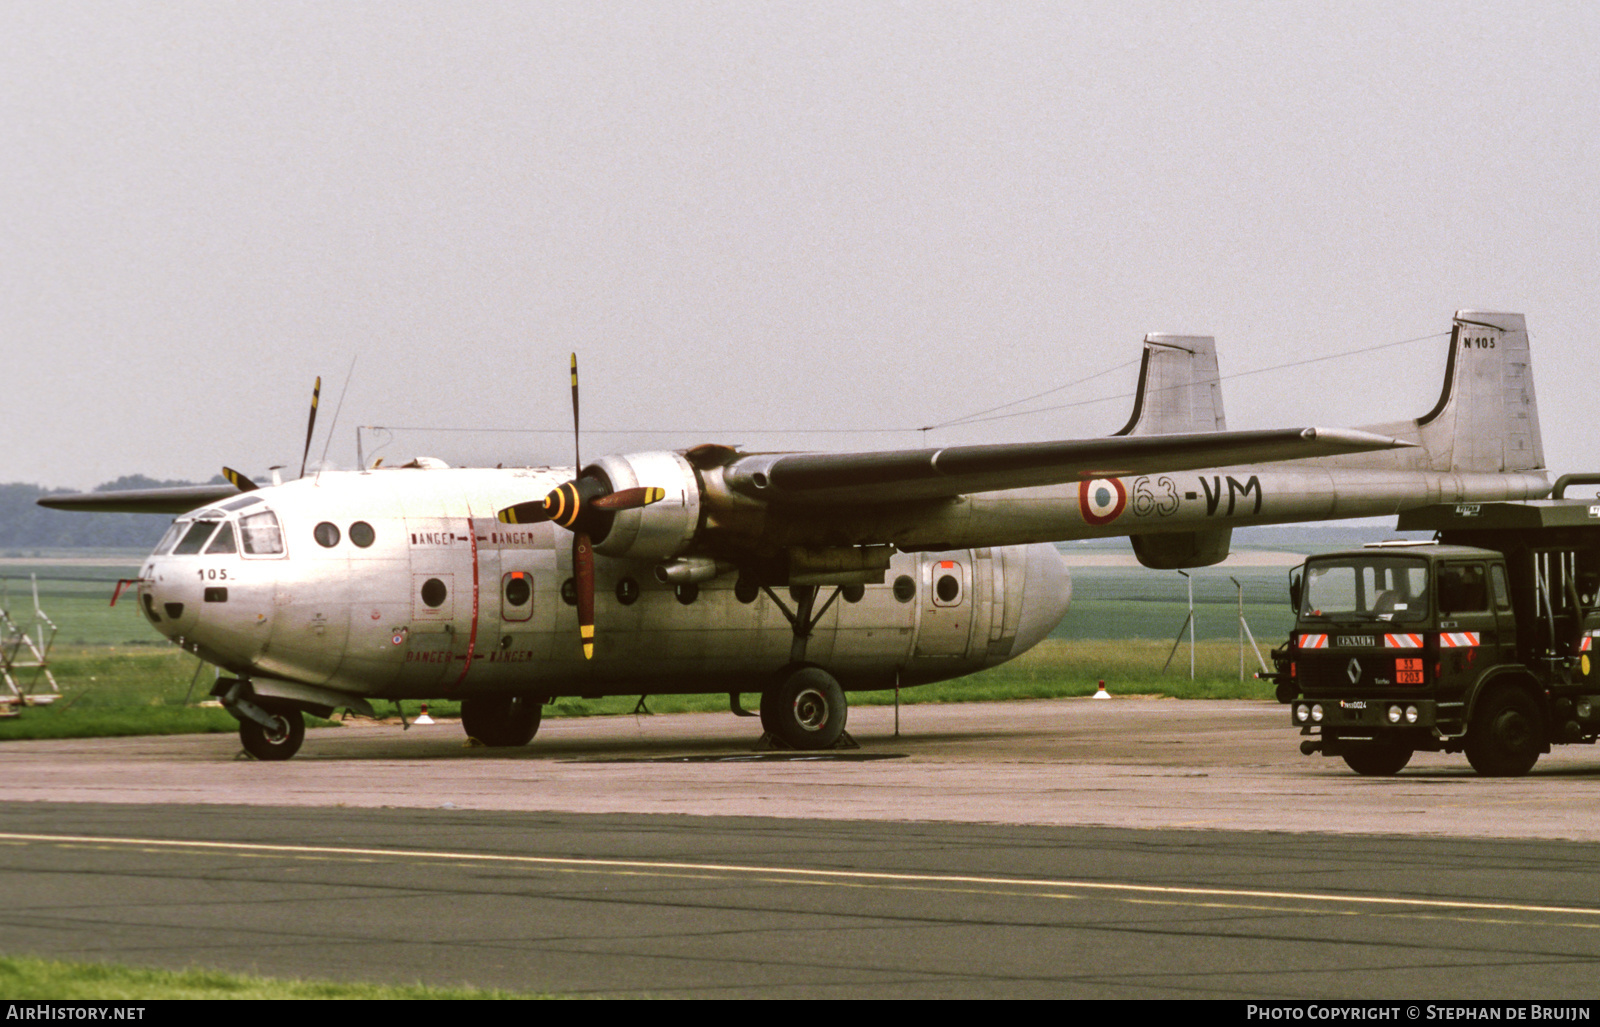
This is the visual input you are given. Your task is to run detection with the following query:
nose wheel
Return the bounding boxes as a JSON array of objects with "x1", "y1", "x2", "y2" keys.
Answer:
[{"x1": 239, "y1": 707, "x2": 305, "y2": 761}]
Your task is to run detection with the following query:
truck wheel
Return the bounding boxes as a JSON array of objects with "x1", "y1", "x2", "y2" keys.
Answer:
[
  {"x1": 1465, "y1": 688, "x2": 1542, "y2": 777},
  {"x1": 1339, "y1": 743, "x2": 1412, "y2": 776},
  {"x1": 461, "y1": 695, "x2": 542, "y2": 747},
  {"x1": 239, "y1": 708, "x2": 305, "y2": 761},
  {"x1": 763, "y1": 665, "x2": 847, "y2": 750}
]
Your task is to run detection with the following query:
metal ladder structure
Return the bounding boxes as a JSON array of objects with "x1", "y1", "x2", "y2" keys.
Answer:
[{"x1": 1, "y1": 575, "x2": 60, "y2": 715}]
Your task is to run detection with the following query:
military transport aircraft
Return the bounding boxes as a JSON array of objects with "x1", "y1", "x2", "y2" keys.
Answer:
[{"x1": 40, "y1": 311, "x2": 1547, "y2": 760}]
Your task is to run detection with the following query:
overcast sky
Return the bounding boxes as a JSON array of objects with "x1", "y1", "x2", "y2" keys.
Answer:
[{"x1": 4, "y1": 1, "x2": 1596, "y2": 490}]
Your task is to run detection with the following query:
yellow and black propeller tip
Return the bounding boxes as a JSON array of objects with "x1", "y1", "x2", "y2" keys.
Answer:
[{"x1": 222, "y1": 467, "x2": 260, "y2": 492}]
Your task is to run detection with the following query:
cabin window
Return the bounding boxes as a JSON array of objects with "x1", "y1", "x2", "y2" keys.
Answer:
[
  {"x1": 172, "y1": 521, "x2": 220, "y2": 555},
  {"x1": 314, "y1": 522, "x2": 341, "y2": 548},
  {"x1": 502, "y1": 572, "x2": 533, "y2": 622},
  {"x1": 349, "y1": 521, "x2": 375, "y2": 547},
  {"x1": 734, "y1": 578, "x2": 759, "y2": 604},
  {"x1": 203, "y1": 522, "x2": 237, "y2": 555},
  {"x1": 239, "y1": 510, "x2": 285, "y2": 556},
  {"x1": 842, "y1": 584, "x2": 865, "y2": 603},
  {"x1": 616, "y1": 577, "x2": 640, "y2": 605},
  {"x1": 1490, "y1": 564, "x2": 1511, "y2": 611},
  {"x1": 893, "y1": 575, "x2": 916, "y2": 603},
  {"x1": 675, "y1": 582, "x2": 699, "y2": 605},
  {"x1": 560, "y1": 578, "x2": 577, "y2": 606},
  {"x1": 420, "y1": 578, "x2": 448, "y2": 608},
  {"x1": 1439, "y1": 563, "x2": 1489, "y2": 615}
]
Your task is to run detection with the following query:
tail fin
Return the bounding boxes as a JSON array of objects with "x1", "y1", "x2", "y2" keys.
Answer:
[
  {"x1": 1357, "y1": 311, "x2": 1544, "y2": 473},
  {"x1": 1113, "y1": 334, "x2": 1227, "y2": 436},
  {"x1": 1120, "y1": 334, "x2": 1234, "y2": 569}
]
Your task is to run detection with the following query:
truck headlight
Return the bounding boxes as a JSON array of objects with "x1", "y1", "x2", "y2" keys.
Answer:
[
  {"x1": 1405, "y1": 705, "x2": 1419, "y2": 724},
  {"x1": 1387, "y1": 705, "x2": 1402, "y2": 723},
  {"x1": 1311, "y1": 703, "x2": 1323, "y2": 723},
  {"x1": 1294, "y1": 703, "x2": 1310, "y2": 723}
]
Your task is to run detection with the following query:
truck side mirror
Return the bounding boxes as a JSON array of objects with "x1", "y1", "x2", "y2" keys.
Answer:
[{"x1": 1288, "y1": 567, "x2": 1303, "y2": 613}]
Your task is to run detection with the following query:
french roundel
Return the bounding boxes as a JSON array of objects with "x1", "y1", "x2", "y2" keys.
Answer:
[{"x1": 1078, "y1": 478, "x2": 1127, "y2": 526}]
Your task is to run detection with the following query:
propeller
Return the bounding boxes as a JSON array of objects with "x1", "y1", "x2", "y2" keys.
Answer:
[
  {"x1": 219, "y1": 377, "x2": 322, "y2": 491},
  {"x1": 497, "y1": 354, "x2": 666, "y2": 659}
]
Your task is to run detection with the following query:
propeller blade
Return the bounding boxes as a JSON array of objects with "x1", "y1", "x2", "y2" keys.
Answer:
[
  {"x1": 221, "y1": 467, "x2": 260, "y2": 492},
  {"x1": 592, "y1": 486, "x2": 666, "y2": 511},
  {"x1": 299, "y1": 376, "x2": 322, "y2": 479},
  {"x1": 569, "y1": 353, "x2": 581, "y2": 474},
  {"x1": 497, "y1": 500, "x2": 553, "y2": 525},
  {"x1": 573, "y1": 530, "x2": 595, "y2": 660}
]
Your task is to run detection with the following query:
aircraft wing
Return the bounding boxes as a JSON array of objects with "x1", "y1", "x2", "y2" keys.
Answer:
[
  {"x1": 35, "y1": 484, "x2": 243, "y2": 515},
  {"x1": 722, "y1": 427, "x2": 1411, "y2": 506}
]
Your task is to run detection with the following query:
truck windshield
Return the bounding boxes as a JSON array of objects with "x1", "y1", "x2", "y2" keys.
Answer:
[{"x1": 1301, "y1": 555, "x2": 1429, "y2": 623}]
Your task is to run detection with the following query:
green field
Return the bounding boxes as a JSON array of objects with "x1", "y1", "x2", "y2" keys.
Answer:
[{"x1": 0, "y1": 955, "x2": 546, "y2": 1000}]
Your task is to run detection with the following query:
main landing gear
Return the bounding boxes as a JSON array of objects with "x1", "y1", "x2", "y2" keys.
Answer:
[
  {"x1": 754, "y1": 583, "x2": 853, "y2": 751},
  {"x1": 460, "y1": 695, "x2": 543, "y2": 748}
]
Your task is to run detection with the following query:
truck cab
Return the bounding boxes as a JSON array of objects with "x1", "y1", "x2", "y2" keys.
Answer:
[{"x1": 1270, "y1": 495, "x2": 1600, "y2": 776}]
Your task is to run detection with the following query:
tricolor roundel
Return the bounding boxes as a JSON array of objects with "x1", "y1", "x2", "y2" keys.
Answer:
[{"x1": 1078, "y1": 478, "x2": 1127, "y2": 526}]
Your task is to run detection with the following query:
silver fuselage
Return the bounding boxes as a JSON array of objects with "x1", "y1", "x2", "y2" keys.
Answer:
[{"x1": 137, "y1": 467, "x2": 1073, "y2": 701}]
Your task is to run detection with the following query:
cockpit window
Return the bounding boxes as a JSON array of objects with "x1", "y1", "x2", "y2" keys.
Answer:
[
  {"x1": 203, "y1": 522, "x2": 238, "y2": 555},
  {"x1": 239, "y1": 510, "x2": 285, "y2": 556},
  {"x1": 221, "y1": 495, "x2": 265, "y2": 512},
  {"x1": 172, "y1": 520, "x2": 221, "y2": 555},
  {"x1": 154, "y1": 521, "x2": 185, "y2": 555}
]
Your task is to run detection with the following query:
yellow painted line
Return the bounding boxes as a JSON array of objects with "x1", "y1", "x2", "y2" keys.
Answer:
[{"x1": 3, "y1": 830, "x2": 1597, "y2": 920}]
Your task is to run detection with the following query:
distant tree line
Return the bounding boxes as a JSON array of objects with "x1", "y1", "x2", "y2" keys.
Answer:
[{"x1": 0, "y1": 476, "x2": 220, "y2": 550}]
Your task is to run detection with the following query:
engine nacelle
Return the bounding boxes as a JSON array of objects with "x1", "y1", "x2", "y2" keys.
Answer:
[{"x1": 586, "y1": 451, "x2": 703, "y2": 562}]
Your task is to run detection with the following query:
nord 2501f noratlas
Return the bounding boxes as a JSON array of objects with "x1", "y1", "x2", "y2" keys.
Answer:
[{"x1": 41, "y1": 312, "x2": 1548, "y2": 760}]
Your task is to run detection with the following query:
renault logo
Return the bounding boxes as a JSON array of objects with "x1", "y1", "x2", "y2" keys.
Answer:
[{"x1": 1347, "y1": 658, "x2": 1362, "y2": 684}]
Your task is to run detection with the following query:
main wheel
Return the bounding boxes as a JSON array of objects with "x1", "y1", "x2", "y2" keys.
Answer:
[
  {"x1": 239, "y1": 708, "x2": 305, "y2": 761},
  {"x1": 461, "y1": 695, "x2": 542, "y2": 747},
  {"x1": 1339, "y1": 742, "x2": 1413, "y2": 776},
  {"x1": 763, "y1": 666, "x2": 847, "y2": 750},
  {"x1": 1465, "y1": 687, "x2": 1543, "y2": 777}
]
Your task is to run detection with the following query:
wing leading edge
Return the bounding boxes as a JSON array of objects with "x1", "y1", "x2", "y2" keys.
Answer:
[
  {"x1": 36, "y1": 484, "x2": 243, "y2": 515},
  {"x1": 721, "y1": 427, "x2": 1412, "y2": 506}
]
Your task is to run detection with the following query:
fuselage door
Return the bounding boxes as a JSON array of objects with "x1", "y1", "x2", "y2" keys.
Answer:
[{"x1": 915, "y1": 555, "x2": 974, "y2": 658}]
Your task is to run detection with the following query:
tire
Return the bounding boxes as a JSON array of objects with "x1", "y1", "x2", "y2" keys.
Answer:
[
  {"x1": 239, "y1": 708, "x2": 305, "y2": 761},
  {"x1": 461, "y1": 695, "x2": 542, "y2": 747},
  {"x1": 764, "y1": 666, "x2": 847, "y2": 750},
  {"x1": 1465, "y1": 687, "x2": 1543, "y2": 777},
  {"x1": 1339, "y1": 742, "x2": 1413, "y2": 776}
]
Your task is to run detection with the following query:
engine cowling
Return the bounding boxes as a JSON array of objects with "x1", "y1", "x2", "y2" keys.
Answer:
[{"x1": 586, "y1": 451, "x2": 703, "y2": 562}]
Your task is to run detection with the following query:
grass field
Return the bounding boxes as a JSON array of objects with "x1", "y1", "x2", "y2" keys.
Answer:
[
  {"x1": 0, "y1": 955, "x2": 547, "y2": 1000},
  {"x1": 0, "y1": 552, "x2": 1295, "y2": 740}
]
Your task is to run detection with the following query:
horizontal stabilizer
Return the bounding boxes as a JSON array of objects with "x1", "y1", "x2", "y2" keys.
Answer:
[
  {"x1": 36, "y1": 484, "x2": 242, "y2": 515},
  {"x1": 725, "y1": 427, "x2": 1412, "y2": 506}
]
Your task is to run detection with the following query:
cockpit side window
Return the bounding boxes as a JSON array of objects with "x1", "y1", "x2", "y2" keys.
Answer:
[
  {"x1": 203, "y1": 522, "x2": 238, "y2": 555},
  {"x1": 172, "y1": 520, "x2": 221, "y2": 555},
  {"x1": 239, "y1": 510, "x2": 285, "y2": 556},
  {"x1": 154, "y1": 520, "x2": 185, "y2": 555}
]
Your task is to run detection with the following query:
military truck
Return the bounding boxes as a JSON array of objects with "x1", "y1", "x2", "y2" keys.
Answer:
[{"x1": 1266, "y1": 477, "x2": 1600, "y2": 776}]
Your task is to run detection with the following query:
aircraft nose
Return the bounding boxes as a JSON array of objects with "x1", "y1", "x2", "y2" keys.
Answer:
[
  {"x1": 1012, "y1": 543, "x2": 1072, "y2": 653},
  {"x1": 139, "y1": 564, "x2": 196, "y2": 641}
]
